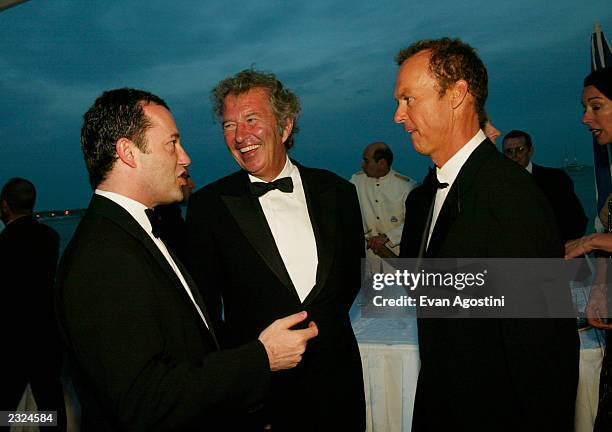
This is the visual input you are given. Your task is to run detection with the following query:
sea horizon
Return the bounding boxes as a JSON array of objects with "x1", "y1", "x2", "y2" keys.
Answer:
[{"x1": 0, "y1": 166, "x2": 597, "y2": 255}]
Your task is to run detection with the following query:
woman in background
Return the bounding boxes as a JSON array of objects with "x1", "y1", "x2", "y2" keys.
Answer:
[
  {"x1": 566, "y1": 68, "x2": 612, "y2": 258},
  {"x1": 565, "y1": 67, "x2": 612, "y2": 431}
]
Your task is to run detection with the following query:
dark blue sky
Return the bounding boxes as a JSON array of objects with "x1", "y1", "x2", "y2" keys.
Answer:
[{"x1": 0, "y1": 0, "x2": 610, "y2": 210}]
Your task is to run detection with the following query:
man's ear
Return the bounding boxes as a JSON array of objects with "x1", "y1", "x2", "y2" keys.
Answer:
[
  {"x1": 280, "y1": 118, "x2": 294, "y2": 144},
  {"x1": 115, "y1": 138, "x2": 138, "y2": 168},
  {"x1": 450, "y1": 80, "x2": 469, "y2": 109}
]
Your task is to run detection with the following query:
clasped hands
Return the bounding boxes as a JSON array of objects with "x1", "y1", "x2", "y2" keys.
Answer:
[{"x1": 367, "y1": 233, "x2": 389, "y2": 257}]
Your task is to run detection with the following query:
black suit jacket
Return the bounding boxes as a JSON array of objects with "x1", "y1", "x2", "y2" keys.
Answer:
[
  {"x1": 55, "y1": 195, "x2": 270, "y2": 431},
  {"x1": 185, "y1": 162, "x2": 366, "y2": 431},
  {"x1": 1, "y1": 216, "x2": 59, "y2": 344},
  {"x1": 531, "y1": 163, "x2": 587, "y2": 243},
  {"x1": 400, "y1": 140, "x2": 579, "y2": 432}
]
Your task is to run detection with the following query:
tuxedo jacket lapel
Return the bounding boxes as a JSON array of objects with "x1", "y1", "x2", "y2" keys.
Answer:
[
  {"x1": 416, "y1": 170, "x2": 437, "y2": 258},
  {"x1": 166, "y1": 246, "x2": 220, "y2": 348},
  {"x1": 298, "y1": 164, "x2": 336, "y2": 305},
  {"x1": 220, "y1": 172, "x2": 298, "y2": 300},
  {"x1": 426, "y1": 139, "x2": 495, "y2": 257},
  {"x1": 219, "y1": 165, "x2": 336, "y2": 304},
  {"x1": 90, "y1": 195, "x2": 218, "y2": 344},
  {"x1": 427, "y1": 184, "x2": 460, "y2": 257}
]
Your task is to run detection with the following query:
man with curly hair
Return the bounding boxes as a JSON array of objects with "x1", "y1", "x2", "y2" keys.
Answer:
[{"x1": 185, "y1": 70, "x2": 365, "y2": 431}]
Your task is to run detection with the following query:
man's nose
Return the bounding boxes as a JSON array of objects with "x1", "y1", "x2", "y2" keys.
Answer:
[
  {"x1": 393, "y1": 105, "x2": 407, "y2": 124},
  {"x1": 177, "y1": 144, "x2": 191, "y2": 166},
  {"x1": 235, "y1": 121, "x2": 247, "y2": 143}
]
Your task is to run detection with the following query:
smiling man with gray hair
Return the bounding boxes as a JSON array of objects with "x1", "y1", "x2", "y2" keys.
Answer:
[{"x1": 185, "y1": 69, "x2": 366, "y2": 431}]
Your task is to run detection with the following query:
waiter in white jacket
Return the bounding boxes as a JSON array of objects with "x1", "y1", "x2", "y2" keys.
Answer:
[{"x1": 350, "y1": 141, "x2": 416, "y2": 262}]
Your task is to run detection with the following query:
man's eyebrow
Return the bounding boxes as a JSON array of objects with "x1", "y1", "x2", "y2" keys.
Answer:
[{"x1": 394, "y1": 87, "x2": 410, "y2": 99}]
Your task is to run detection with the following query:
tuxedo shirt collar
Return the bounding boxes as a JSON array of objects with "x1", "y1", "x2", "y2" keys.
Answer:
[
  {"x1": 247, "y1": 156, "x2": 296, "y2": 184},
  {"x1": 94, "y1": 189, "x2": 155, "y2": 241},
  {"x1": 526, "y1": 161, "x2": 533, "y2": 174},
  {"x1": 427, "y1": 129, "x2": 486, "y2": 248},
  {"x1": 436, "y1": 129, "x2": 487, "y2": 189}
]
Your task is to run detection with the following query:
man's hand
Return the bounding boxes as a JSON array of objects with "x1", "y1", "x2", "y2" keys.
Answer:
[
  {"x1": 367, "y1": 234, "x2": 389, "y2": 256},
  {"x1": 258, "y1": 311, "x2": 318, "y2": 371}
]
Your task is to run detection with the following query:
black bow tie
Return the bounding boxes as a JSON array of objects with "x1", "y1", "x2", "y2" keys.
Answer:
[
  {"x1": 144, "y1": 208, "x2": 162, "y2": 238},
  {"x1": 429, "y1": 167, "x2": 449, "y2": 190},
  {"x1": 249, "y1": 177, "x2": 294, "y2": 198}
]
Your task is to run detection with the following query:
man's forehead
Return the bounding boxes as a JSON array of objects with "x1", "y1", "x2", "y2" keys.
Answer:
[
  {"x1": 142, "y1": 102, "x2": 168, "y2": 118},
  {"x1": 142, "y1": 103, "x2": 178, "y2": 134},
  {"x1": 395, "y1": 52, "x2": 436, "y2": 93},
  {"x1": 223, "y1": 88, "x2": 276, "y2": 122},
  {"x1": 503, "y1": 137, "x2": 526, "y2": 148}
]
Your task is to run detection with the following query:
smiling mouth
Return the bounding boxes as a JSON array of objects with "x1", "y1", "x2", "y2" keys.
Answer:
[{"x1": 239, "y1": 144, "x2": 261, "y2": 153}]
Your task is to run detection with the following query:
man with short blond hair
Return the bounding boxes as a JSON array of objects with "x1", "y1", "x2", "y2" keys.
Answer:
[{"x1": 394, "y1": 38, "x2": 578, "y2": 431}]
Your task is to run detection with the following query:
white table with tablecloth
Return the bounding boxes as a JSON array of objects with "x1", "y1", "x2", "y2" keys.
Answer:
[{"x1": 350, "y1": 303, "x2": 605, "y2": 432}]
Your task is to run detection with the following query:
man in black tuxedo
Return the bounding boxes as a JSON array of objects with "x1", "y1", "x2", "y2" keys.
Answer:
[
  {"x1": 0, "y1": 178, "x2": 66, "y2": 429},
  {"x1": 503, "y1": 129, "x2": 588, "y2": 243},
  {"x1": 393, "y1": 38, "x2": 579, "y2": 431},
  {"x1": 55, "y1": 88, "x2": 318, "y2": 431},
  {"x1": 185, "y1": 70, "x2": 365, "y2": 431}
]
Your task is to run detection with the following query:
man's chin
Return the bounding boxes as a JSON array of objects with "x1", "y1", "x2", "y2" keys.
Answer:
[
  {"x1": 411, "y1": 141, "x2": 429, "y2": 156},
  {"x1": 157, "y1": 190, "x2": 185, "y2": 206},
  {"x1": 597, "y1": 134, "x2": 610, "y2": 146}
]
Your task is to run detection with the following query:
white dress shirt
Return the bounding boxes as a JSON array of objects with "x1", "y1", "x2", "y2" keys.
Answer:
[
  {"x1": 249, "y1": 158, "x2": 318, "y2": 302},
  {"x1": 94, "y1": 189, "x2": 208, "y2": 328},
  {"x1": 427, "y1": 129, "x2": 487, "y2": 247}
]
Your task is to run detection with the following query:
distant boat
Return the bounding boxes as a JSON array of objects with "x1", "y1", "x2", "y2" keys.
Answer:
[
  {"x1": 563, "y1": 158, "x2": 586, "y2": 172},
  {"x1": 563, "y1": 138, "x2": 586, "y2": 172}
]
